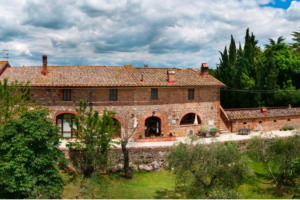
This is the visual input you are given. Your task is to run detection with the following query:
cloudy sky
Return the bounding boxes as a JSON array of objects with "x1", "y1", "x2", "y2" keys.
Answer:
[{"x1": 0, "y1": 0, "x2": 300, "y2": 68}]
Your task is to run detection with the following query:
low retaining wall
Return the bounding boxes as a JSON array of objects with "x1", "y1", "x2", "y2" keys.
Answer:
[{"x1": 60, "y1": 146, "x2": 171, "y2": 166}]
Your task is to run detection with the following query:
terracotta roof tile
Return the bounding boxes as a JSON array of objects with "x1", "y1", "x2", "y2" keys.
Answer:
[
  {"x1": 0, "y1": 65, "x2": 225, "y2": 87},
  {"x1": 225, "y1": 107, "x2": 300, "y2": 120},
  {"x1": 0, "y1": 61, "x2": 8, "y2": 67}
]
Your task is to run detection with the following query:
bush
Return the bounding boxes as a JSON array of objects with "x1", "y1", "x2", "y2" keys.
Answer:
[
  {"x1": 0, "y1": 109, "x2": 66, "y2": 198},
  {"x1": 288, "y1": 126, "x2": 294, "y2": 130},
  {"x1": 282, "y1": 127, "x2": 289, "y2": 131},
  {"x1": 167, "y1": 138, "x2": 253, "y2": 198},
  {"x1": 224, "y1": 141, "x2": 238, "y2": 148},
  {"x1": 210, "y1": 128, "x2": 219, "y2": 131}
]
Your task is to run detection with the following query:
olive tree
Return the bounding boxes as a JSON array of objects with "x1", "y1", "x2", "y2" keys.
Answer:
[
  {"x1": 166, "y1": 137, "x2": 253, "y2": 199},
  {"x1": 247, "y1": 132, "x2": 300, "y2": 189},
  {"x1": 67, "y1": 100, "x2": 119, "y2": 177},
  {"x1": 119, "y1": 115, "x2": 136, "y2": 179}
]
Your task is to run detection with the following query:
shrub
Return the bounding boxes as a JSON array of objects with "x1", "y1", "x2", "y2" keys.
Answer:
[
  {"x1": 0, "y1": 109, "x2": 66, "y2": 199},
  {"x1": 282, "y1": 127, "x2": 288, "y2": 131},
  {"x1": 167, "y1": 138, "x2": 253, "y2": 198},
  {"x1": 210, "y1": 128, "x2": 219, "y2": 131},
  {"x1": 288, "y1": 126, "x2": 294, "y2": 130},
  {"x1": 224, "y1": 141, "x2": 238, "y2": 148}
]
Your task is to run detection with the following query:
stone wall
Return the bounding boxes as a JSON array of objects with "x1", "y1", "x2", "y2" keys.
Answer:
[
  {"x1": 231, "y1": 115, "x2": 300, "y2": 132},
  {"x1": 30, "y1": 87, "x2": 221, "y2": 138},
  {"x1": 109, "y1": 146, "x2": 170, "y2": 165}
]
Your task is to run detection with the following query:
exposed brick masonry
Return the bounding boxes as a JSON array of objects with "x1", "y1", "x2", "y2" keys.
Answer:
[{"x1": 30, "y1": 87, "x2": 221, "y2": 138}]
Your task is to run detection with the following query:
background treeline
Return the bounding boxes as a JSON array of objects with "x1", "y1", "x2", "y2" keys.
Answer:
[{"x1": 211, "y1": 28, "x2": 300, "y2": 108}]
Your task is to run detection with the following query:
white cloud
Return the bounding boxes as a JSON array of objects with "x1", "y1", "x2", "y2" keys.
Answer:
[
  {"x1": 286, "y1": 0, "x2": 300, "y2": 21},
  {"x1": 0, "y1": 0, "x2": 299, "y2": 68}
]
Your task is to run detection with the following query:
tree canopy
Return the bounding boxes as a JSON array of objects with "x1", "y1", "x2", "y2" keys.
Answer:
[
  {"x1": 166, "y1": 138, "x2": 253, "y2": 198},
  {"x1": 0, "y1": 109, "x2": 66, "y2": 199},
  {"x1": 213, "y1": 28, "x2": 300, "y2": 108}
]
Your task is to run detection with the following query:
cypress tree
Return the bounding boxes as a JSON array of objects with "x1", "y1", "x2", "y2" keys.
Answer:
[{"x1": 229, "y1": 35, "x2": 237, "y2": 66}]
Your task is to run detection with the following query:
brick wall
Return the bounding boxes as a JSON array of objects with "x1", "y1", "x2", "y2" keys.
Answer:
[
  {"x1": 231, "y1": 116, "x2": 300, "y2": 132},
  {"x1": 30, "y1": 87, "x2": 221, "y2": 138}
]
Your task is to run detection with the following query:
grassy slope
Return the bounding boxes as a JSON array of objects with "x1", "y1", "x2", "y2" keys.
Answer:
[
  {"x1": 63, "y1": 170, "x2": 175, "y2": 199},
  {"x1": 62, "y1": 161, "x2": 293, "y2": 199}
]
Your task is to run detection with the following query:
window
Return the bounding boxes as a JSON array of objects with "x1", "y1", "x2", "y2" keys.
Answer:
[
  {"x1": 288, "y1": 119, "x2": 291, "y2": 121},
  {"x1": 151, "y1": 88, "x2": 158, "y2": 100},
  {"x1": 188, "y1": 89, "x2": 194, "y2": 100},
  {"x1": 109, "y1": 89, "x2": 118, "y2": 101},
  {"x1": 259, "y1": 121, "x2": 262, "y2": 123},
  {"x1": 243, "y1": 122, "x2": 247, "y2": 124},
  {"x1": 56, "y1": 114, "x2": 76, "y2": 138},
  {"x1": 274, "y1": 120, "x2": 277, "y2": 122},
  {"x1": 63, "y1": 89, "x2": 71, "y2": 101},
  {"x1": 180, "y1": 113, "x2": 201, "y2": 125}
]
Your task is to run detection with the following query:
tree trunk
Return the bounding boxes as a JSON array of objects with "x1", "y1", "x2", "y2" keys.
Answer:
[{"x1": 122, "y1": 140, "x2": 132, "y2": 179}]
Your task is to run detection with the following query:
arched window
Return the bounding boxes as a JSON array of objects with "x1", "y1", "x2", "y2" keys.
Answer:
[
  {"x1": 180, "y1": 113, "x2": 201, "y2": 125},
  {"x1": 112, "y1": 118, "x2": 121, "y2": 138},
  {"x1": 145, "y1": 117, "x2": 161, "y2": 137},
  {"x1": 56, "y1": 114, "x2": 76, "y2": 138}
]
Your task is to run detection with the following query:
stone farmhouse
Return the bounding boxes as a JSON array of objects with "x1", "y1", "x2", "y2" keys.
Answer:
[{"x1": 0, "y1": 56, "x2": 225, "y2": 139}]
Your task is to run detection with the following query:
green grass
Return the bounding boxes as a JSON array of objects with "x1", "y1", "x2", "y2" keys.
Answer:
[
  {"x1": 62, "y1": 161, "x2": 294, "y2": 199},
  {"x1": 62, "y1": 170, "x2": 175, "y2": 199},
  {"x1": 237, "y1": 161, "x2": 293, "y2": 199}
]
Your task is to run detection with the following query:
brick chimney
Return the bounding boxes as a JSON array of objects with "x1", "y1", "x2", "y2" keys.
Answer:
[
  {"x1": 261, "y1": 107, "x2": 267, "y2": 114},
  {"x1": 201, "y1": 63, "x2": 209, "y2": 77},
  {"x1": 42, "y1": 55, "x2": 48, "y2": 75},
  {"x1": 167, "y1": 69, "x2": 175, "y2": 84}
]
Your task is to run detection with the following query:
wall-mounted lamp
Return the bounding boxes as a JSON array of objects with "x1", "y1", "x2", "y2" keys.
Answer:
[
  {"x1": 152, "y1": 111, "x2": 156, "y2": 115},
  {"x1": 211, "y1": 106, "x2": 214, "y2": 110}
]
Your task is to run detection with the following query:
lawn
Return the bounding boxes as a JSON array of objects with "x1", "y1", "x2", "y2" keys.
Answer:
[
  {"x1": 62, "y1": 161, "x2": 294, "y2": 199},
  {"x1": 62, "y1": 170, "x2": 176, "y2": 199}
]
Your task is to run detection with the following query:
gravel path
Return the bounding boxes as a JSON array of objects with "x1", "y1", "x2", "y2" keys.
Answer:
[{"x1": 59, "y1": 130, "x2": 296, "y2": 149}]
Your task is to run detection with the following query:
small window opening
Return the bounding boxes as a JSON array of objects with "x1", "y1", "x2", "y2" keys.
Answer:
[
  {"x1": 188, "y1": 89, "x2": 194, "y2": 100},
  {"x1": 151, "y1": 88, "x2": 158, "y2": 100},
  {"x1": 259, "y1": 121, "x2": 262, "y2": 123},
  {"x1": 273, "y1": 120, "x2": 277, "y2": 122},
  {"x1": 63, "y1": 89, "x2": 71, "y2": 101},
  {"x1": 243, "y1": 122, "x2": 247, "y2": 124},
  {"x1": 288, "y1": 119, "x2": 291, "y2": 121},
  {"x1": 109, "y1": 89, "x2": 118, "y2": 101}
]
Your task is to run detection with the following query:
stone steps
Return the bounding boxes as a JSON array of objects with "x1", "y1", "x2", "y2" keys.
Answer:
[{"x1": 219, "y1": 119, "x2": 231, "y2": 134}]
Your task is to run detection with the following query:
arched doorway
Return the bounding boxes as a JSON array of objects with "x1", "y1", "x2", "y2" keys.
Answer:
[
  {"x1": 56, "y1": 113, "x2": 76, "y2": 138},
  {"x1": 112, "y1": 118, "x2": 121, "y2": 138},
  {"x1": 180, "y1": 113, "x2": 201, "y2": 125},
  {"x1": 145, "y1": 116, "x2": 161, "y2": 137}
]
